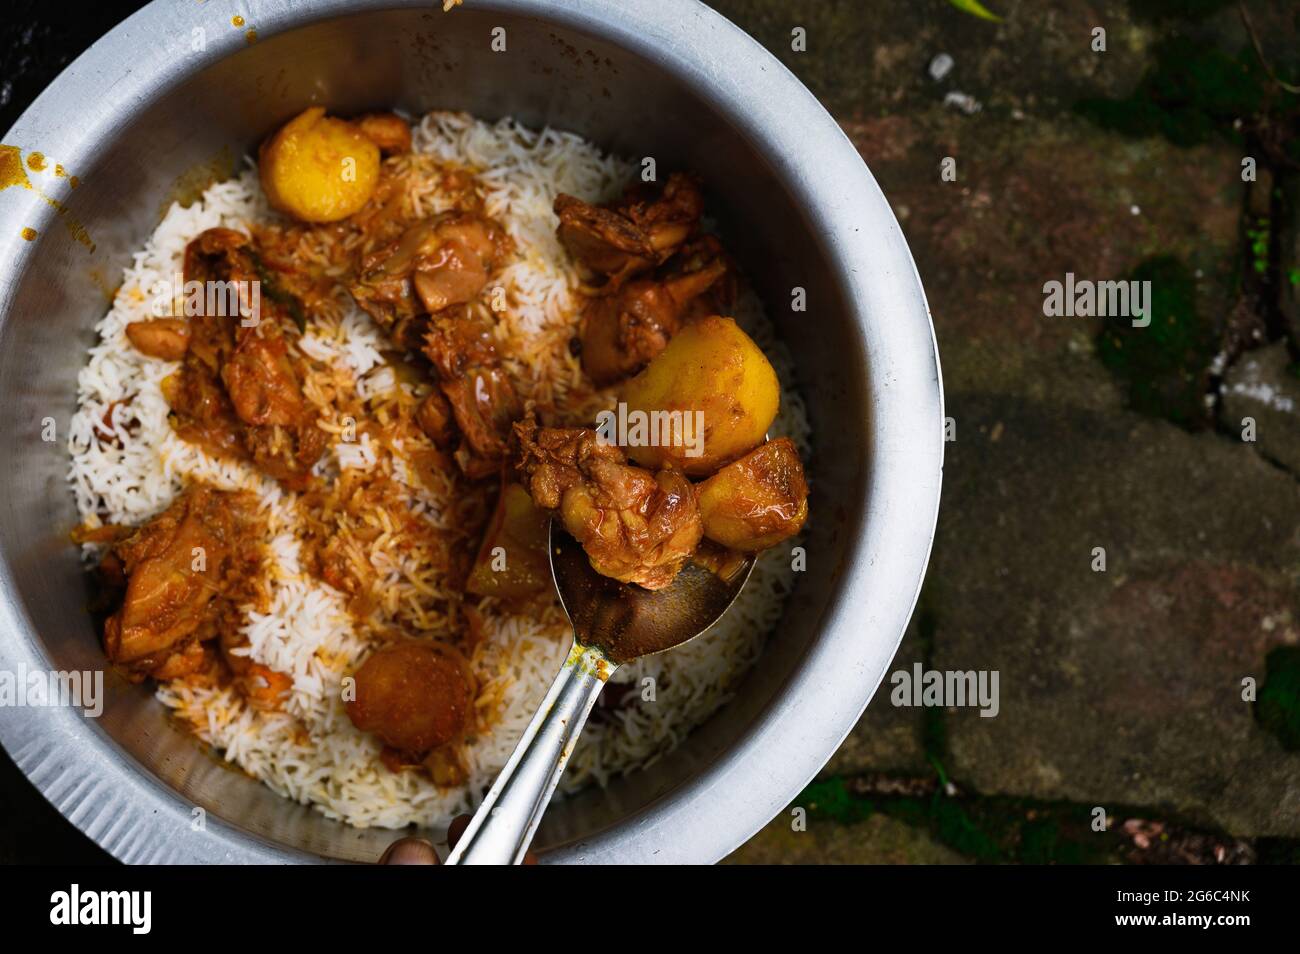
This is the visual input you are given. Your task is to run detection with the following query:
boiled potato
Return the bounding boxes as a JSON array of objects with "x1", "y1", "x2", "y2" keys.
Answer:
[
  {"x1": 466, "y1": 482, "x2": 553, "y2": 599},
  {"x1": 622, "y1": 315, "x2": 778, "y2": 476},
  {"x1": 259, "y1": 107, "x2": 380, "y2": 223},
  {"x1": 697, "y1": 437, "x2": 808, "y2": 551},
  {"x1": 345, "y1": 642, "x2": 471, "y2": 755}
]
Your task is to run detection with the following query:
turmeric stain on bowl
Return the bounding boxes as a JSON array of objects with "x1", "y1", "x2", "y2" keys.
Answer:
[
  {"x1": 0, "y1": 145, "x2": 32, "y2": 191},
  {"x1": 20, "y1": 227, "x2": 36, "y2": 241},
  {"x1": 230, "y1": 15, "x2": 257, "y2": 43},
  {"x1": 0, "y1": 145, "x2": 95, "y2": 252}
]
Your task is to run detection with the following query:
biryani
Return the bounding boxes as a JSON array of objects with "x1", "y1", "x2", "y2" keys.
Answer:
[{"x1": 66, "y1": 109, "x2": 810, "y2": 829}]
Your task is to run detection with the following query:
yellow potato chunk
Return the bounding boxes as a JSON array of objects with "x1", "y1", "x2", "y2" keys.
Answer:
[
  {"x1": 466, "y1": 483, "x2": 553, "y2": 599},
  {"x1": 621, "y1": 315, "x2": 779, "y2": 476},
  {"x1": 697, "y1": 437, "x2": 808, "y2": 551},
  {"x1": 258, "y1": 107, "x2": 381, "y2": 223}
]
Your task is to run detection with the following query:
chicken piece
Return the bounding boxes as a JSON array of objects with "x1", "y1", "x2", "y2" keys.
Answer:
[
  {"x1": 249, "y1": 222, "x2": 346, "y2": 329},
  {"x1": 161, "y1": 361, "x2": 248, "y2": 462},
  {"x1": 422, "y1": 308, "x2": 522, "y2": 472},
  {"x1": 102, "y1": 486, "x2": 250, "y2": 677},
  {"x1": 349, "y1": 211, "x2": 508, "y2": 334},
  {"x1": 125, "y1": 319, "x2": 190, "y2": 361},
  {"x1": 411, "y1": 214, "x2": 507, "y2": 314},
  {"x1": 180, "y1": 228, "x2": 255, "y2": 379},
  {"x1": 516, "y1": 420, "x2": 703, "y2": 590},
  {"x1": 355, "y1": 112, "x2": 413, "y2": 155},
  {"x1": 414, "y1": 390, "x2": 456, "y2": 450},
  {"x1": 579, "y1": 241, "x2": 730, "y2": 385},
  {"x1": 166, "y1": 355, "x2": 324, "y2": 489},
  {"x1": 555, "y1": 172, "x2": 703, "y2": 287},
  {"x1": 562, "y1": 465, "x2": 701, "y2": 590},
  {"x1": 164, "y1": 233, "x2": 250, "y2": 460},
  {"x1": 241, "y1": 419, "x2": 329, "y2": 491},
  {"x1": 200, "y1": 238, "x2": 320, "y2": 463},
  {"x1": 555, "y1": 194, "x2": 653, "y2": 281},
  {"x1": 148, "y1": 639, "x2": 213, "y2": 681},
  {"x1": 338, "y1": 171, "x2": 425, "y2": 260},
  {"x1": 167, "y1": 229, "x2": 326, "y2": 489},
  {"x1": 664, "y1": 234, "x2": 737, "y2": 320},
  {"x1": 346, "y1": 642, "x2": 473, "y2": 757},
  {"x1": 222, "y1": 328, "x2": 308, "y2": 427},
  {"x1": 348, "y1": 212, "x2": 518, "y2": 474},
  {"x1": 183, "y1": 228, "x2": 260, "y2": 320},
  {"x1": 183, "y1": 225, "x2": 256, "y2": 280},
  {"x1": 696, "y1": 438, "x2": 808, "y2": 551}
]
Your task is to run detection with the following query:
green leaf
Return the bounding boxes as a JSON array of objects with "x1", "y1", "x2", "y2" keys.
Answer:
[{"x1": 947, "y1": 0, "x2": 1002, "y2": 22}]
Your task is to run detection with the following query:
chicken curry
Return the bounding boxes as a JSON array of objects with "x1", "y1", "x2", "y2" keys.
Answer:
[{"x1": 81, "y1": 107, "x2": 809, "y2": 785}]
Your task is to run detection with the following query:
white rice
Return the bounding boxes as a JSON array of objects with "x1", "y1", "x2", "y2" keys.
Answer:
[{"x1": 67, "y1": 112, "x2": 811, "y2": 829}]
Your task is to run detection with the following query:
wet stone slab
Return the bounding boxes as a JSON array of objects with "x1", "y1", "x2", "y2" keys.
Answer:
[{"x1": 933, "y1": 392, "x2": 1300, "y2": 837}]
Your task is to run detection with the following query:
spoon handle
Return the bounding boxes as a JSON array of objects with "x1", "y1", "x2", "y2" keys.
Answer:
[{"x1": 445, "y1": 643, "x2": 612, "y2": 864}]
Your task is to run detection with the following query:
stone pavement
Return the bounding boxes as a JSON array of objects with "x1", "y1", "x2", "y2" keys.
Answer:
[{"x1": 716, "y1": 0, "x2": 1300, "y2": 863}]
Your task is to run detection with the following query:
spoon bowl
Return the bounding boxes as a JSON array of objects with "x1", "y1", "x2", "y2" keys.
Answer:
[{"x1": 550, "y1": 521, "x2": 756, "y2": 664}]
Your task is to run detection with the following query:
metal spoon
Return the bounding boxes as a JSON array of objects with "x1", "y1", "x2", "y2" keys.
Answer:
[{"x1": 445, "y1": 521, "x2": 755, "y2": 864}]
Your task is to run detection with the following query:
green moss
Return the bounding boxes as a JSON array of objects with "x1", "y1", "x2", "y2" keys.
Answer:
[
  {"x1": 926, "y1": 795, "x2": 1004, "y2": 862},
  {"x1": 799, "y1": 778, "x2": 875, "y2": 825},
  {"x1": 797, "y1": 780, "x2": 1120, "y2": 864},
  {"x1": 1075, "y1": 36, "x2": 1273, "y2": 147},
  {"x1": 1254, "y1": 838, "x2": 1300, "y2": 863},
  {"x1": 913, "y1": 605, "x2": 949, "y2": 763},
  {"x1": 1255, "y1": 646, "x2": 1300, "y2": 751},
  {"x1": 1095, "y1": 255, "x2": 1217, "y2": 429},
  {"x1": 1247, "y1": 219, "x2": 1270, "y2": 276}
]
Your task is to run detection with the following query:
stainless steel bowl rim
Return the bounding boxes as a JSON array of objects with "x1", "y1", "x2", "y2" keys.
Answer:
[{"x1": 0, "y1": 0, "x2": 943, "y2": 864}]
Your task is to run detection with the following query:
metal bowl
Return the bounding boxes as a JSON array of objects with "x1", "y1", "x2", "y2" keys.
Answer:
[{"x1": 0, "y1": 0, "x2": 942, "y2": 864}]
